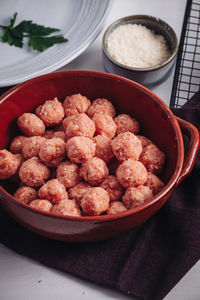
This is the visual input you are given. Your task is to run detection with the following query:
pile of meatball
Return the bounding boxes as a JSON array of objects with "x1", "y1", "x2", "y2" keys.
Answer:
[{"x1": 0, "y1": 94, "x2": 165, "y2": 217}]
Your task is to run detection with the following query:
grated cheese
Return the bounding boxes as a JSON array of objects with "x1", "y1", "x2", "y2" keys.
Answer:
[{"x1": 106, "y1": 24, "x2": 170, "y2": 68}]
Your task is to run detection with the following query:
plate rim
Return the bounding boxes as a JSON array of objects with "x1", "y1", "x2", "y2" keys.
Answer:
[{"x1": 0, "y1": 0, "x2": 112, "y2": 87}]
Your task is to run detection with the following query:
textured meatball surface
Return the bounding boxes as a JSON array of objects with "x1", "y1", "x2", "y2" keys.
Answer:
[
  {"x1": 19, "y1": 157, "x2": 50, "y2": 187},
  {"x1": 107, "y1": 201, "x2": 127, "y2": 215},
  {"x1": 51, "y1": 199, "x2": 81, "y2": 217},
  {"x1": 14, "y1": 186, "x2": 37, "y2": 204},
  {"x1": 81, "y1": 187, "x2": 110, "y2": 216},
  {"x1": 66, "y1": 136, "x2": 95, "y2": 164},
  {"x1": 123, "y1": 185, "x2": 153, "y2": 209},
  {"x1": 39, "y1": 137, "x2": 66, "y2": 167},
  {"x1": 22, "y1": 136, "x2": 46, "y2": 159},
  {"x1": 139, "y1": 144, "x2": 165, "y2": 174},
  {"x1": 38, "y1": 179, "x2": 68, "y2": 204},
  {"x1": 0, "y1": 150, "x2": 21, "y2": 179},
  {"x1": 87, "y1": 98, "x2": 115, "y2": 118},
  {"x1": 65, "y1": 113, "x2": 95, "y2": 139},
  {"x1": 80, "y1": 157, "x2": 109, "y2": 186},
  {"x1": 57, "y1": 161, "x2": 80, "y2": 188},
  {"x1": 100, "y1": 175, "x2": 124, "y2": 202},
  {"x1": 30, "y1": 199, "x2": 53, "y2": 213},
  {"x1": 116, "y1": 158, "x2": 148, "y2": 188},
  {"x1": 144, "y1": 172, "x2": 164, "y2": 194},
  {"x1": 10, "y1": 136, "x2": 28, "y2": 154},
  {"x1": 93, "y1": 135, "x2": 114, "y2": 163},
  {"x1": 115, "y1": 114, "x2": 140, "y2": 135},
  {"x1": 43, "y1": 130, "x2": 66, "y2": 142},
  {"x1": 17, "y1": 113, "x2": 45, "y2": 136},
  {"x1": 92, "y1": 113, "x2": 117, "y2": 138},
  {"x1": 36, "y1": 97, "x2": 64, "y2": 126},
  {"x1": 112, "y1": 132, "x2": 142, "y2": 161},
  {"x1": 137, "y1": 135, "x2": 153, "y2": 148},
  {"x1": 63, "y1": 93, "x2": 91, "y2": 117},
  {"x1": 68, "y1": 182, "x2": 91, "y2": 206}
]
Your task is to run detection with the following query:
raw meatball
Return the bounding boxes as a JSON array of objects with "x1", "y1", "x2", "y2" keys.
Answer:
[
  {"x1": 38, "y1": 179, "x2": 68, "y2": 205},
  {"x1": 10, "y1": 136, "x2": 28, "y2": 154},
  {"x1": 137, "y1": 135, "x2": 153, "y2": 148},
  {"x1": 30, "y1": 199, "x2": 53, "y2": 213},
  {"x1": 66, "y1": 136, "x2": 95, "y2": 164},
  {"x1": 92, "y1": 113, "x2": 117, "y2": 138},
  {"x1": 93, "y1": 135, "x2": 114, "y2": 163},
  {"x1": 112, "y1": 132, "x2": 142, "y2": 161},
  {"x1": 43, "y1": 130, "x2": 66, "y2": 142},
  {"x1": 53, "y1": 131, "x2": 66, "y2": 141},
  {"x1": 65, "y1": 113, "x2": 95, "y2": 139},
  {"x1": 0, "y1": 149, "x2": 21, "y2": 179},
  {"x1": 19, "y1": 157, "x2": 50, "y2": 187},
  {"x1": 81, "y1": 187, "x2": 110, "y2": 216},
  {"x1": 35, "y1": 97, "x2": 64, "y2": 126},
  {"x1": 14, "y1": 186, "x2": 37, "y2": 204},
  {"x1": 57, "y1": 161, "x2": 80, "y2": 188},
  {"x1": 39, "y1": 137, "x2": 66, "y2": 167},
  {"x1": 80, "y1": 157, "x2": 109, "y2": 186},
  {"x1": 87, "y1": 98, "x2": 115, "y2": 118},
  {"x1": 62, "y1": 115, "x2": 75, "y2": 130},
  {"x1": 17, "y1": 113, "x2": 45, "y2": 136},
  {"x1": 144, "y1": 172, "x2": 164, "y2": 194},
  {"x1": 22, "y1": 136, "x2": 46, "y2": 159},
  {"x1": 14, "y1": 153, "x2": 24, "y2": 168},
  {"x1": 51, "y1": 199, "x2": 81, "y2": 217},
  {"x1": 100, "y1": 175, "x2": 124, "y2": 202},
  {"x1": 115, "y1": 114, "x2": 140, "y2": 135},
  {"x1": 116, "y1": 158, "x2": 147, "y2": 188},
  {"x1": 8, "y1": 154, "x2": 24, "y2": 183},
  {"x1": 139, "y1": 144, "x2": 165, "y2": 174},
  {"x1": 107, "y1": 201, "x2": 127, "y2": 215},
  {"x1": 63, "y1": 93, "x2": 91, "y2": 117},
  {"x1": 122, "y1": 185, "x2": 153, "y2": 209},
  {"x1": 68, "y1": 182, "x2": 91, "y2": 206}
]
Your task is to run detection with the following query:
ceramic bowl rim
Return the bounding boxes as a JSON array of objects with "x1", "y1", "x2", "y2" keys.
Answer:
[{"x1": 0, "y1": 70, "x2": 184, "y2": 222}]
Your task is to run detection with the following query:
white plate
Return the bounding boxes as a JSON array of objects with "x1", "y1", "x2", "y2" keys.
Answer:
[{"x1": 0, "y1": 0, "x2": 111, "y2": 87}]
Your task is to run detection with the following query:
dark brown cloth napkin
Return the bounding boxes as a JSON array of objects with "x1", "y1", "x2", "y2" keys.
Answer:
[{"x1": 0, "y1": 89, "x2": 200, "y2": 300}]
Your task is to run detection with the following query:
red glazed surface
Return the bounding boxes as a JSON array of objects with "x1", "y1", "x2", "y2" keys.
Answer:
[{"x1": 0, "y1": 70, "x2": 199, "y2": 242}]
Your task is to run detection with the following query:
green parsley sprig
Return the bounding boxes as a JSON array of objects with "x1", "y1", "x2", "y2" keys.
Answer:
[{"x1": 0, "y1": 12, "x2": 68, "y2": 52}]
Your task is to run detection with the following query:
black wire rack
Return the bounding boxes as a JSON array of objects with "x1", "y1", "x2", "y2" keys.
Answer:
[{"x1": 170, "y1": 0, "x2": 200, "y2": 108}]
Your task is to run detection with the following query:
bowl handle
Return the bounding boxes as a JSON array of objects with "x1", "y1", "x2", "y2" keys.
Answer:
[{"x1": 175, "y1": 116, "x2": 200, "y2": 185}]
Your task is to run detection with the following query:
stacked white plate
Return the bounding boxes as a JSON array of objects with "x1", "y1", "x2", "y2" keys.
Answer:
[{"x1": 0, "y1": 0, "x2": 111, "y2": 87}]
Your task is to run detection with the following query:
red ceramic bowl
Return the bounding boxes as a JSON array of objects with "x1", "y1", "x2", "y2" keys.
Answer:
[{"x1": 0, "y1": 70, "x2": 199, "y2": 242}]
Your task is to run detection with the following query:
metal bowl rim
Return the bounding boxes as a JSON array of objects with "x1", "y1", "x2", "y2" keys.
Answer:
[{"x1": 102, "y1": 14, "x2": 179, "y2": 72}]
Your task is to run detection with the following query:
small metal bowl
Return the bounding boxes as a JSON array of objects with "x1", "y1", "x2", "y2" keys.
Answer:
[{"x1": 102, "y1": 15, "x2": 178, "y2": 87}]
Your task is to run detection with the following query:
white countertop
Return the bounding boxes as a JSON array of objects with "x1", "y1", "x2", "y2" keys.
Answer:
[{"x1": 1, "y1": 0, "x2": 200, "y2": 299}]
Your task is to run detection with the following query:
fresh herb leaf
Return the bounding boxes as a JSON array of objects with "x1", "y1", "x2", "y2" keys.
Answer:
[
  {"x1": 10, "y1": 12, "x2": 18, "y2": 27},
  {"x1": 0, "y1": 12, "x2": 23, "y2": 47},
  {"x1": 28, "y1": 35, "x2": 68, "y2": 52},
  {"x1": 1, "y1": 28, "x2": 23, "y2": 47},
  {"x1": 16, "y1": 20, "x2": 60, "y2": 36},
  {"x1": 0, "y1": 12, "x2": 68, "y2": 52}
]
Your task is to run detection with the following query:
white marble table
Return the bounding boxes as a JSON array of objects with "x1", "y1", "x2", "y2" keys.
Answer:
[{"x1": 1, "y1": 0, "x2": 200, "y2": 299}]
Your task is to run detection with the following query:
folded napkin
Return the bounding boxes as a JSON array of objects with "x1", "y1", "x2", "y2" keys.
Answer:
[{"x1": 0, "y1": 89, "x2": 200, "y2": 300}]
